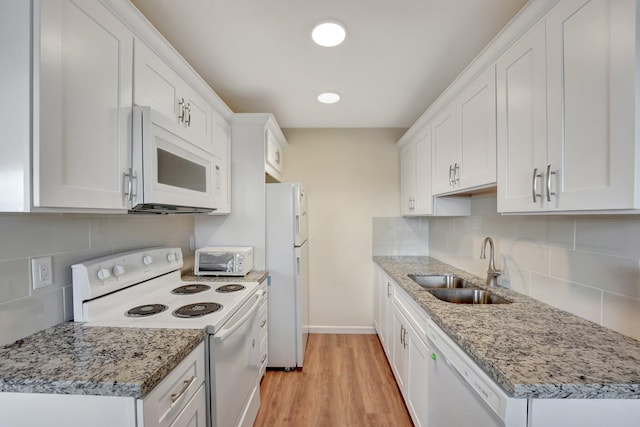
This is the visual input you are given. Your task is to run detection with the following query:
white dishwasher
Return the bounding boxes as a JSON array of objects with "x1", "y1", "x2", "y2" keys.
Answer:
[{"x1": 426, "y1": 319, "x2": 527, "y2": 427}]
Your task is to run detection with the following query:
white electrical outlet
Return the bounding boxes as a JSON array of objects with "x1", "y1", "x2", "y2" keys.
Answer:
[{"x1": 31, "y1": 256, "x2": 53, "y2": 289}]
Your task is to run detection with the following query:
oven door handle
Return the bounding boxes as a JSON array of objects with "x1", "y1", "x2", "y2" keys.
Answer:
[{"x1": 215, "y1": 290, "x2": 264, "y2": 342}]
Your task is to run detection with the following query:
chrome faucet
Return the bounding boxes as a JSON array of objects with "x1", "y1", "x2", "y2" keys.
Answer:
[{"x1": 480, "y1": 237, "x2": 501, "y2": 287}]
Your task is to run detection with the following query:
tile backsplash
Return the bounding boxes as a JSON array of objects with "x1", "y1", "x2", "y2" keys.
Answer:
[
  {"x1": 428, "y1": 195, "x2": 640, "y2": 341},
  {"x1": 0, "y1": 214, "x2": 194, "y2": 346},
  {"x1": 372, "y1": 217, "x2": 428, "y2": 256}
]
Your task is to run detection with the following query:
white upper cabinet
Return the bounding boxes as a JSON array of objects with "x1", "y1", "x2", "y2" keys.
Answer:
[
  {"x1": 400, "y1": 126, "x2": 432, "y2": 216},
  {"x1": 431, "y1": 104, "x2": 458, "y2": 195},
  {"x1": 496, "y1": 21, "x2": 547, "y2": 212},
  {"x1": 499, "y1": 0, "x2": 640, "y2": 213},
  {"x1": 545, "y1": 0, "x2": 637, "y2": 211},
  {"x1": 34, "y1": 0, "x2": 133, "y2": 210},
  {"x1": 265, "y1": 127, "x2": 285, "y2": 181},
  {"x1": 432, "y1": 66, "x2": 497, "y2": 196},
  {"x1": 457, "y1": 65, "x2": 496, "y2": 190},
  {"x1": 134, "y1": 40, "x2": 215, "y2": 155},
  {"x1": 211, "y1": 111, "x2": 231, "y2": 214}
]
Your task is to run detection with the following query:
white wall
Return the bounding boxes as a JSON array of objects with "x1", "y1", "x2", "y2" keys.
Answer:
[
  {"x1": 282, "y1": 128, "x2": 404, "y2": 333},
  {"x1": 429, "y1": 194, "x2": 640, "y2": 341},
  {"x1": 0, "y1": 214, "x2": 194, "y2": 345}
]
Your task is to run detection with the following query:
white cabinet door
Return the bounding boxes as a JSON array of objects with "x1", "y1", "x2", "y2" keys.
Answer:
[
  {"x1": 265, "y1": 127, "x2": 285, "y2": 181},
  {"x1": 134, "y1": 40, "x2": 214, "y2": 154},
  {"x1": 496, "y1": 21, "x2": 548, "y2": 212},
  {"x1": 35, "y1": 0, "x2": 133, "y2": 210},
  {"x1": 406, "y1": 322, "x2": 429, "y2": 427},
  {"x1": 414, "y1": 128, "x2": 433, "y2": 215},
  {"x1": 431, "y1": 104, "x2": 458, "y2": 195},
  {"x1": 546, "y1": 0, "x2": 637, "y2": 211},
  {"x1": 457, "y1": 65, "x2": 497, "y2": 190},
  {"x1": 391, "y1": 303, "x2": 408, "y2": 396},
  {"x1": 400, "y1": 126, "x2": 432, "y2": 216},
  {"x1": 378, "y1": 269, "x2": 393, "y2": 358},
  {"x1": 211, "y1": 113, "x2": 230, "y2": 214},
  {"x1": 400, "y1": 143, "x2": 416, "y2": 216}
]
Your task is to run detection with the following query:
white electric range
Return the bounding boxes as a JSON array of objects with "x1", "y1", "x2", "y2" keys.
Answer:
[{"x1": 72, "y1": 247, "x2": 263, "y2": 427}]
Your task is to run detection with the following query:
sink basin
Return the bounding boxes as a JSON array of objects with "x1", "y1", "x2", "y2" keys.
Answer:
[
  {"x1": 427, "y1": 288, "x2": 511, "y2": 304},
  {"x1": 408, "y1": 274, "x2": 469, "y2": 289}
]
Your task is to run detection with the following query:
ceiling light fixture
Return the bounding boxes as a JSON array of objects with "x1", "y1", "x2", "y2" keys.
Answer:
[
  {"x1": 311, "y1": 21, "x2": 346, "y2": 47},
  {"x1": 317, "y1": 92, "x2": 341, "y2": 104}
]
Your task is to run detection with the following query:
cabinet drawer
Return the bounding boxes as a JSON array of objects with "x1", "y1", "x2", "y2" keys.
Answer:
[
  {"x1": 169, "y1": 383, "x2": 206, "y2": 427},
  {"x1": 139, "y1": 342, "x2": 206, "y2": 427},
  {"x1": 393, "y1": 286, "x2": 429, "y2": 341}
]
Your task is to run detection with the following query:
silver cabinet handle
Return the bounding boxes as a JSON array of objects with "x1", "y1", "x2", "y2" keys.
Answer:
[
  {"x1": 449, "y1": 164, "x2": 454, "y2": 186},
  {"x1": 403, "y1": 327, "x2": 408, "y2": 349},
  {"x1": 387, "y1": 282, "x2": 391, "y2": 297},
  {"x1": 185, "y1": 102, "x2": 191, "y2": 126},
  {"x1": 546, "y1": 164, "x2": 556, "y2": 202},
  {"x1": 260, "y1": 320, "x2": 267, "y2": 328},
  {"x1": 177, "y1": 98, "x2": 185, "y2": 123},
  {"x1": 454, "y1": 162, "x2": 460, "y2": 185},
  {"x1": 171, "y1": 375, "x2": 195, "y2": 403},
  {"x1": 123, "y1": 169, "x2": 136, "y2": 203},
  {"x1": 275, "y1": 149, "x2": 280, "y2": 165},
  {"x1": 400, "y1": 324, "x2": 405, "y2": 345},
  {"x1": 532, "y1": 168, "x2": 542, "y2": 203},
  {"x1": 261, "y1": 354, "x2": 267, "y2": 363}
]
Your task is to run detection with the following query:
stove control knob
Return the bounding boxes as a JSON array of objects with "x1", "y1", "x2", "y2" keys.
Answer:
[
  {"x1": 97, "y1": 268, "x2": 111, "y2": 281},
  {"x1": 167, "y1": 252, "x2": 177, "y2": 263},
  {"x1": 112, "y1": 265, "x2": 125, "y2": 277},
  {"x1": 142, "y1": 255, "x2": 154, "y2": 266}
]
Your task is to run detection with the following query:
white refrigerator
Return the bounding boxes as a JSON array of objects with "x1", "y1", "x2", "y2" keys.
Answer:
[{"x1": 266, "y1": 183, "x2": 309, "y2": 369}]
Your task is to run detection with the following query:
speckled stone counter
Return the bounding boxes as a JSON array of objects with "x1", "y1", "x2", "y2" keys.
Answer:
[
  {"x1": 0, "y1": 323, "x2": 206, "y2": 398},
  {"x1": 374, "y1": 256, "x2": 640, "y2": 399},
  {"x1": 182, "y1": 270, "x2": 268, "y2": 284}
]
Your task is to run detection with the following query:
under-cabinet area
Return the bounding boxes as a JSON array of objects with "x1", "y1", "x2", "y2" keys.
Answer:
[{"x1": 373, "y1": 257, "x2": 640, "y2": 427}]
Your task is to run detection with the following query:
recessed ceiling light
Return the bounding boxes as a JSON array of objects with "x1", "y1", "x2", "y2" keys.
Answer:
[
  {"x1": 317, "y1": 92, "x2": 341, "y2": 104},
  {"x1": 311, "y1": 21, "x2": 346, "y2": 47}
]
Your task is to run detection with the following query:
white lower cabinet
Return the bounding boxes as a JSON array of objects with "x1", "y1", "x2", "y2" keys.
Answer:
[
  {"x1": 0, "y1": 342, "x2": 206, "y2": 427},
  {"x1": 374, "y1": 265, "x2": 429, "y2": 427}
]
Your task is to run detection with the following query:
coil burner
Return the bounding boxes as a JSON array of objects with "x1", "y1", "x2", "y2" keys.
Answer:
[
  {"x1": 125, "y1": 304, "x2": 168, "y2": 317},
  {"x1": 171, "y1": 284, "x2": 212, "y2": 295},
  {"x1": 173, "y1": 302, "x2": 223, "y2": 318},
  {"x1": 216, "y1": 284, "x2": 246, "y2": 293}
]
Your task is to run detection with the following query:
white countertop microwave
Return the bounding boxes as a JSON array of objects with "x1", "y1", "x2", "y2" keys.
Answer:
[{"x1": 194, "y1": 246, "x2": 254, "y2": 276}]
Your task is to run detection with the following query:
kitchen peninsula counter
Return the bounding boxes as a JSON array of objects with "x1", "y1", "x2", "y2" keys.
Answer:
[
  {"x1": 0, "y1": 323, "x2": 206, "y2": 398},
  {"x1": 374, "y1": 256, "x2": 640, "y2": 399}
]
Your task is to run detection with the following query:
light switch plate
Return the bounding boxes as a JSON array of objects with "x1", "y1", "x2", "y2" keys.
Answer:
[{"x1": 31, "y1": 256, "x2": 53, "y2": 289}]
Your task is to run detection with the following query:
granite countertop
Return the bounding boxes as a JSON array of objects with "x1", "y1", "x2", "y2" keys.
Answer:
[
  {"x1": 374, "y1": 256, "x2": 640, "y2": 399},
  {"x1": 182, "y1": 270, "x2": 268, "y2": 284},
  {"x1": 0, "y1": 323, "x2": 206, "y2": 398}
]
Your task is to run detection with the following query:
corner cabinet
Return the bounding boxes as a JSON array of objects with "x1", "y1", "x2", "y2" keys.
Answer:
[
  {"x1": 400, "y1": 126, "x2": 432, "y2": 216},
  {"x1": 498, "y1": 0, "x2": 640, "y2": 213},
  {"x1": 374, "y1": 264, "x2": 429, "y2": 427},
  {"x1": 34, "y1": 0, "x2": 133, "y2": 210}
]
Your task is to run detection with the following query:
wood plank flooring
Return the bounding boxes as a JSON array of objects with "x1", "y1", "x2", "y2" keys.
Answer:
[{"x1": 254, "y1": 334, "x2": 413, "y2": 427}]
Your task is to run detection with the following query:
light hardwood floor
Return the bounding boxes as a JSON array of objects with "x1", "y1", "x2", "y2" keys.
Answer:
[{"x1": 254, "y1": 334, "x2": 413, "y2": 427}]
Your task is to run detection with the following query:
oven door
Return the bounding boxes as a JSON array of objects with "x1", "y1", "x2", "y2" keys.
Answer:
[
  {"x1": 210, "y1": 290, "x2": 263, "y2": 427},
  {"x1": 131, "y1": 106, "x2": 216, "y2": 211}
]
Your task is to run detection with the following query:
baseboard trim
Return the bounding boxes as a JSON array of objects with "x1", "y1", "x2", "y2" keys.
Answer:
[{"x1": 307, "y1": 325, "x2": 376, "y2": 334}]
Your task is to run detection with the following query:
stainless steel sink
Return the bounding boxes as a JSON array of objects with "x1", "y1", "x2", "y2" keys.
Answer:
[
  {"x1": 427, "y1": 288, "x2": 511, "y2": 304},
  {"x1": 408, "y1": 274, "x2": 469, "y2": 289}
]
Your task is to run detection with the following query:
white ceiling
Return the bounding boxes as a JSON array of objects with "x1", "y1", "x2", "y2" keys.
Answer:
[{"x1": 131, "y1": 0, "x2": 528, "y2": 128}]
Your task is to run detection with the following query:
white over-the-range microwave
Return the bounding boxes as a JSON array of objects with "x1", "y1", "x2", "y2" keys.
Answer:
[
  {"x1": 126, "y1": 106, "x2": 219, "y2": 214},
  {"x1": 195, "y1": 247, "x2": 254, "y2": 276}
]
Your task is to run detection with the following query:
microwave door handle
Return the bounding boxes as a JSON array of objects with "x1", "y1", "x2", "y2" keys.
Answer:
[{"x1": 214, "y1": 291, "x2": 263, "y2": 342}]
